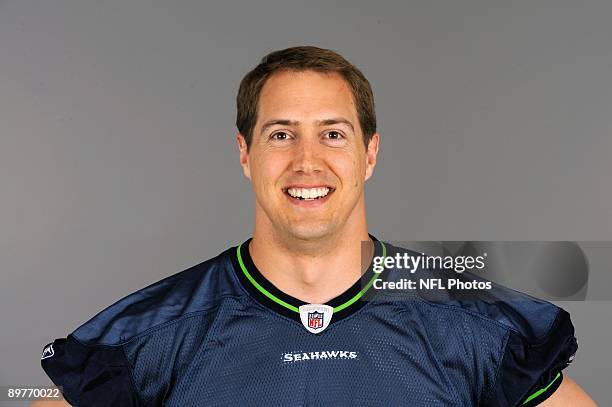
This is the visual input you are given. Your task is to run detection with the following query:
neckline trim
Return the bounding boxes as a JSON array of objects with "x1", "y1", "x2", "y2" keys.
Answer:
[{"x1": 229, "y1": 234, "x2": 388, "y2": 324}]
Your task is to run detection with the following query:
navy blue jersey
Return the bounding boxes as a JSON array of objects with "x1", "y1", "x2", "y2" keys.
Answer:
[{"x1": 41, "y1": 236, "x2": 577, "y2": 406}]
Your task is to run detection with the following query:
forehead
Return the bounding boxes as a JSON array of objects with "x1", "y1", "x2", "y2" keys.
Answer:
[{"x1": 256, "y1": 70, "x2": 358, "y2": 124}]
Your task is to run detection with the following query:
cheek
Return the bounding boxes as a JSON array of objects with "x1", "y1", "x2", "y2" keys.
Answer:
[
  {"x1": 250, "y1": 155, "x2": 286, "y2": 191},
  {"x1": 331, "y1": 155, "x2": 363, "y2": 189}
]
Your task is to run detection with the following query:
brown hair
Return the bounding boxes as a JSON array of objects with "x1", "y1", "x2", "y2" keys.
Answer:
[{"x1": 236, "y1": 46, "x2": 376, "y2": 149}]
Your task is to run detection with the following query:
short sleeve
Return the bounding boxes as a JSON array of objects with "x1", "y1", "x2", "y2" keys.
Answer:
[
  {"x1": 41, "y1": 334, "x2": 141, "y2": 406},
  {"x1": 484, "y1": 307, "x2": 578, "y2": 406}
]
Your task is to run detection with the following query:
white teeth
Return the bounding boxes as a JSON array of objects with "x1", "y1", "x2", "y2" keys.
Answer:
[{"x1": 287, "y1": 187, "x2": 330, "y2": 200}]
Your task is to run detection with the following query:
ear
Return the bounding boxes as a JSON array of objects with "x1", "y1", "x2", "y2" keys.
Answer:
[
  {"x1": 364, "y1": 132, "x2": 380, "y2": 181},
  {"x1": 236, "y1": 133, "x2": 251, "y2": 180}
]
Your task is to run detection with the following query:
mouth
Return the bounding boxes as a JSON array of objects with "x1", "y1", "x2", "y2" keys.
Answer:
[{"x1": 283, "y1": 186, "x2": 335, "y2": 204}]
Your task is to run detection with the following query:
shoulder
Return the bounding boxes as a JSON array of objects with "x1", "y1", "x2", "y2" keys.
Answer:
[
  {"x1": 380, "y1": 242, "x2": 578, "y2": 406},
  {"x1": 40, "y1": 245, "x2": 244, "y2": 406},
  {"x1": 71, "y1": 246, "x2": 242, "y2": 345},
  {"x1": 380, "y1": 242, "x2": 573, "y2": 342}
]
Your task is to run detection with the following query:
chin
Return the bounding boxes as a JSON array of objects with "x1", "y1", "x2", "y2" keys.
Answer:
[{"x1": 284, "y1": 222, "x2": 337, "y2": 242}]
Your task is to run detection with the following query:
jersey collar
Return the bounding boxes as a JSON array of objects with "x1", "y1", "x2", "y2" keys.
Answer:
[{"x1": 229, "y1": 234, "x2": 388, "y2": 326}]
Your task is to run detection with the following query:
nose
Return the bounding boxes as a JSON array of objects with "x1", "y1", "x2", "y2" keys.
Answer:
[{"x1": 292, "y1": 136, "x2": 322, "y2": 174}]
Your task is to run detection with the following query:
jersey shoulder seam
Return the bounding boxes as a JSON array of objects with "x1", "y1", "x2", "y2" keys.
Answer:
[
  {"x1": 481, "y1": 328, "x2": 512, "y2": 405},
  {"x1": 399, "y1": 295, "x2": 560, "y2": 338},
  {"x1": 73, "y1": 294, "x2": 244, "y2": 347},
  {"x1": 121, "y1": 341, "x2": 145, "y2": 406}
]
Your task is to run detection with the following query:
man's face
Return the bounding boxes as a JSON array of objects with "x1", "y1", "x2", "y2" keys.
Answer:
[{"x1": 238, "y1": 69, "x2": 379, "y2": 241}]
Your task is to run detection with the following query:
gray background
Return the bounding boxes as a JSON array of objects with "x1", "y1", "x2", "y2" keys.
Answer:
[{"x1": 1, "y1": 0, "x2": 610, "y2": 404}]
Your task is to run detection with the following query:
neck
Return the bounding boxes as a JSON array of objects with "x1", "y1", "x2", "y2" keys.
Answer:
[{"x1": 249, "y1": 219, "x2": 373, "y2": 304}]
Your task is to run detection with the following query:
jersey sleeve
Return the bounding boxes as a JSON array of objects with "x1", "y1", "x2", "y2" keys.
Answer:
[
  {"x1": 41, "y1": 335, "x2": 140, "y2": 406},
  {"x1": 483, "y1": 307, "x2": 578, "y2": 406}
]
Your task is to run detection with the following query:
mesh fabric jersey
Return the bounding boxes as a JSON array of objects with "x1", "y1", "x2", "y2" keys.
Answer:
[{"x1": 41, "y1": 236, "x2": 577, "y2": 406}]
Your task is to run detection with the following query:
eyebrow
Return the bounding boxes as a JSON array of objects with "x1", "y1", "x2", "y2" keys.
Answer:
[{"x1": 260, "y1": 117, "x2": 355, "y2": 135}]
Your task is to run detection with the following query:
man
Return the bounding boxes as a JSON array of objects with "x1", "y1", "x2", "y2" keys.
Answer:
[{"x1": 35, "y1": 46, "x2": 596, "y2": 406}]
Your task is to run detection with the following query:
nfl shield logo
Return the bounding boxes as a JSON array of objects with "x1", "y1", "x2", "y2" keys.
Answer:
[
  {"x1": 299, "y1": 304, "x2": 333, "y2": 334},
  {"x1": 308, "y1": 311, "x2": 324, "y2": 330}
]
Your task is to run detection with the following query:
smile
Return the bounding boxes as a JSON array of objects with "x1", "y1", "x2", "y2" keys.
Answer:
[
  {"x1": 286, "y1": 187, "x2": 331, "y2": 200},
  {"x1": 283, "y1": 186, "x2": 335, "y2": 203}
]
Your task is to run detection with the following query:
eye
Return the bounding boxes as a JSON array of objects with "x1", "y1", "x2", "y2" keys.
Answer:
[
  {"x1": 324, "y1": 130, "x2": 346, "y2": 144},
  {"x1": 271, "y1": 131, "x2": 291, "y2": 141}
]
